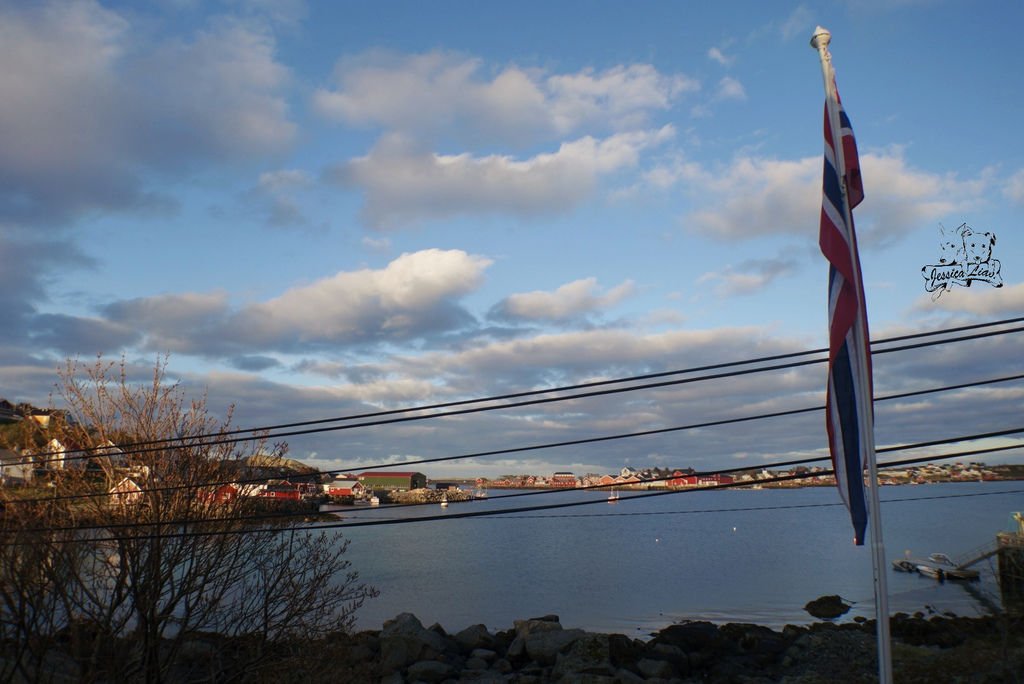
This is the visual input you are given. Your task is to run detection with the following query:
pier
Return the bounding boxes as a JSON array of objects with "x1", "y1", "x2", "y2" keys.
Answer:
[{"x1": 953, "y1": 513, "x2": 1024, "y2": 613}]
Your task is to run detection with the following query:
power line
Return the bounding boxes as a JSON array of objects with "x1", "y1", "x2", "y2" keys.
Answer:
[
  {"x1": 7, "y1": 372, "x2": 1023, "y2": 508},
  {"x1": 22, "y1": 327, "x2": 1024, "y2": 477},
  {"x1": 489, "y1": 487, "x2": 1024, "y2": 520},
  {"x1": 5, "y1": 430, "x2": 1021, "y2": 540},
  {"x1": 27, "y1": 317, "x2": 1024, "y2": 465}
]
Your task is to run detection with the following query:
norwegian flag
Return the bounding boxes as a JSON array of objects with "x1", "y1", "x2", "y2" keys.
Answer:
[{"x1": 819, "y1": 83, "x2": 872, "y2": 546}]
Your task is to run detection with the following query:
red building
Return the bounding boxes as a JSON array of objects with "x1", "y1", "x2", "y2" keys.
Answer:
[
  {"x1": 551, "y1": 472, "x2": 577, "y2": 488},
  {"x1": 326, "y1": 479, "x2": 364, "y2": 499},
  {"x1": 198, "y1": 483, "x2": 239, "y2": 504},
  {"x1": 261, "y1": 480, "x2": 318, "y2": 500},
  {"x1": 668, "y1": 472, "x2": 735, "y2": 488}
]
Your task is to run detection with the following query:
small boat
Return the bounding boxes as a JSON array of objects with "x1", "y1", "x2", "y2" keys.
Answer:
[
  {"x1": 893, "y1": 552, "x2": 980, "y2": 581},
  {"x1": 369, "y1": 495, "x2": 380, "y2": 506},
  {"x1": 607, "y1": 490, "x2": 619, "y2": 503},
  {"x1": 925, "y1": 553, "x2": 981, "y2": 580},
  {"x1": 474, "y1": 488, "x2": 488, "y2": 499},
  {"x1": 440, "y1": 493, "x2": 449, "y2": 508},
  {"x1": 916, "y1": 564, "x2": 946, "y2": 580}
]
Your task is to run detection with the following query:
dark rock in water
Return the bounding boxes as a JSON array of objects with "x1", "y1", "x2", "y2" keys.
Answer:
[
  {"x1": 528, "y1": 613, "x2": 561, "y2": 623},
  {"x1": 649, "y1": 620, "x2": 722, "y2": 651},
  {"x1": 804, "y1": 594, "x2": 852, "y2": 619}
]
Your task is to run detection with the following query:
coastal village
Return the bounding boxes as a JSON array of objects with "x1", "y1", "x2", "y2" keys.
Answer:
[{"x1": 2, "y1": 399, "x2": 1022, "y2": 508}]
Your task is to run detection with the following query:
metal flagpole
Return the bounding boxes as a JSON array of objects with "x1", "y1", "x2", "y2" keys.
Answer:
[{"x1": 810, "y1": 26, "x2": 894, "y2": 684}]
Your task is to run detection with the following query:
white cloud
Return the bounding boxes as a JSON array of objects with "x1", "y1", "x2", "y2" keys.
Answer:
[
  {"x1": 258, "y1": 169, "x2": 313, "y2": 191},
  {"x1": 361, "y1": 235, "x2": 393, "y2": 251},
  {"x1": 251, "y1": 169, "x2": 314, "y2": 227},
  {"x1": 240, "y1": 249, "x2": 490, "y2": 340},
  {"x1": 330, "y1": 128, "x2": 675, "y2": 229},
  {"x1": 133, "y1": 17, "x2": 294, "y2": 157},
  {"x1": 779, "y1": 6, "x2": 813, "y2": 41},
  {"x1": 1004, "y1": 169, "x2": 1024, "y2": 204},
  {"x1": 698, "y1": 257, "x2": 799, "y2": 297},
  {"x1": 913, "y1": 283, "x2": 1024, "y2": 316},
  {"x1": 393, "y1": 326, "x2": 786, "y2": 386},
  {"x1": 491, "y1": 278, "x2": 636, "y2": 323},
  {"x1": 707, "y1": 47, "x2": 734, "y2": 66},
  {"x1": 105, "y1": 249, "x2": 492, "y2": 355},
  {"x1": 314, "y1": 51, "x2": 696, "y2": 143},
  {"x1": 679, "y1": 149, "x2": 987, "y2": 245},
  {"x1": 0, "y1": 2, "x2": 294, "y2": 225},
  {"x1": 715, "y1": 76, "x2": 747, "y2": 101},
  {"x1": 103, "y1": 292, "x2": 233, "y2": 353},
  {"x1": 684, "y1": 156, "x2": 821, "y2": 240}
]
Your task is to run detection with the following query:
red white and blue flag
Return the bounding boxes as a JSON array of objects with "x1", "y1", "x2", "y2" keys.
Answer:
[{"x1": 819, "y1": 81, "x2": 872, "y2": 546}]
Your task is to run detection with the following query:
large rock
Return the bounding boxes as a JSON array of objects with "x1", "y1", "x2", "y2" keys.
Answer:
[
  {"x1": 552, "y1": 633, "x2": 643, "y2": 679},
  {"x1": 649, "y1": 620, "x2": 722, "y2": 652},
  {"x1": 454, "y1": 623, "x2": 496, "y2": 652},
  {"x1": 506, "y1": 616, "x2": 585, "y2": 665},
  {"x1": 804, "y1": 595, "x2": 852, "y2": 619},
  {"x1": 379, "y1": 612, "x2": 452, "y2": 674},
  {"x1": 637, "y1": 657, "x2": 678, "y2": 679},
  {"x1": 525, "y1": 628, "x2": 586, "y2": 665},
  {"x1": 406, "y1": 659, "x2": 454, "y2": 682}
]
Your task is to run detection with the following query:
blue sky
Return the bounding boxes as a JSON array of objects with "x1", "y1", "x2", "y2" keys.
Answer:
[{"x1": 2, "y1": 0, "x2": 1022, "y2": 477}]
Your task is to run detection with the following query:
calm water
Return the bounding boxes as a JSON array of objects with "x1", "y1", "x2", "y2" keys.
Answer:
[{"x1": 326, "y1": 482, "x2": 1023, "y2": 636}]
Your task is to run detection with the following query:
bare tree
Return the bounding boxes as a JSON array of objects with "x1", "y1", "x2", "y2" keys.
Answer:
[{"x1": 0, "y1": 357, "x2": 376, "y2": 682}]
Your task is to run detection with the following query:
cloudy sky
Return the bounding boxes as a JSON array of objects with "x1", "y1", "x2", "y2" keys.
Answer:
[{"x1": 2, "y1": 0, "x2": 1022, "y2": 477}]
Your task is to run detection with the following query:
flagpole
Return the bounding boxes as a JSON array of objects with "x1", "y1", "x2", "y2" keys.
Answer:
[{"x1": 811, "y1": 26, "x2": 894, "y2": 684}]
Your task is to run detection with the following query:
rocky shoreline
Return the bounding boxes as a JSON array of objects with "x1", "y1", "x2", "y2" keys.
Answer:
[
  {"x1": 10, "y1": 608, "x2": 1022, "y2": 682},
  {"x1": 302, "y1": 609, "x2": 1023, "y2": 683}
]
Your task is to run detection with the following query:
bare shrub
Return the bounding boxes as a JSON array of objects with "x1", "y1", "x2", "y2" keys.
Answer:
[{"x1": 0, "y1": 358, "x2": 376, "y2": 682}]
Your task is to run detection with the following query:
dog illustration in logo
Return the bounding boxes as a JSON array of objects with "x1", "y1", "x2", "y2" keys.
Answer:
[
  {"x1": 924, "y1": 222, "x2": 1002, "y2": 298},
  {"x1": 937, "y1": 223, "x2": 967, "y2": 265},
  {"x1": 961, "y1": 226, "x2": 996, "y2": 264}
]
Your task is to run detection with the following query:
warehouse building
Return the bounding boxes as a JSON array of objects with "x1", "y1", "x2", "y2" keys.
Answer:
[{"x1": 357, "y1": 471, "x2": 426, "y2": 492}]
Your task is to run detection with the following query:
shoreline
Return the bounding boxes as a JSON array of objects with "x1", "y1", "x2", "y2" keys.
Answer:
[
  {"x1": 12, "y1": 607, "x2": 1021, "y2": 681},
  {"x1": 312, "y1": 609, "x2": 1023, "y2": 682}
]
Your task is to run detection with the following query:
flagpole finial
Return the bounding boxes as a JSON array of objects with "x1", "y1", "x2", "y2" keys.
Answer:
[{"x1": 810, "y1": 26, "x2": 831, "y2": 50}]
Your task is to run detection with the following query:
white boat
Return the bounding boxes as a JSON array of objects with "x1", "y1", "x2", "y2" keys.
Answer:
[
  {"x1": 891, "y1": 559, "x2": 917, "y2": 573},
  {"x1": 607, "y1": 489, "x2": 619, "y2": 503},
  {"x1": 893, "y1": 552, "x2": 980, "y2": 581},
  {"x1": 440, "y1": 493, "x2": 448, "y2": 508},
  {"x1": 369, "y1": 495, "x2": 380, "y2": 506}
]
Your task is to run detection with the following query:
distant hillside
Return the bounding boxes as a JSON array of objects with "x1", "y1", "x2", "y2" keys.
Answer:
[{"x1": 239, "y1": 453, "x2": 320, "y2": 480}]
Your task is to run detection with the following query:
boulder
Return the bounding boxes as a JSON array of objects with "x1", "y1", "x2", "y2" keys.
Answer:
[
  {"x1": 649, "y1": 620, "x2": 721, "y2": 652},
  {"x1": 379, "y1": 612, "x2": 451, "y2": 674},
  {"x1": 523, "y1": 628, "x2": 586, "y2": 665},
  {"x1": 508, "y1": 615, "x2": 571, "y2": 663},
  {"x1": 804, "y1": 595, "x2": 852, "y2": 619},
  {"x1": 552, "y1": 634, "x2": 619, "y2": 679},
  {"x1": 469, "y1": 647, "x2": 497, "y2": 662},
  {"x1": 454, "y1": 623, "x2": 495, "y2": 652},
  {"x1": 406, "y1": 659, "x2": 454, "y2": 682},
  {"x1": 637, "y1": 657, "x2": 677, "y2": 679},
  {"x1": 514, "y1": 615, "x2": 564, "y2": 637}
]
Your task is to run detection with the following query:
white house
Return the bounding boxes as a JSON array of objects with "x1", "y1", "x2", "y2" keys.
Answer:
[
  {"x1": 0, "y1": 448, "x2": 33, "y2": 485},
  {"x1": 109, "y1": 477, "x2": 143, "y2": 506}
]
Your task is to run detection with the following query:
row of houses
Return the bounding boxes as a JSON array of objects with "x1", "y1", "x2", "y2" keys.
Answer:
[
  {"x1": 105, "y1": 471, "x2": 431, "y2": 508},
  {"x1": 485, "y1": 469, "x2": 737, "y2": 490},
  {"x1": 0, "y1": 400, "x2": 62, "y2": 427}
]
